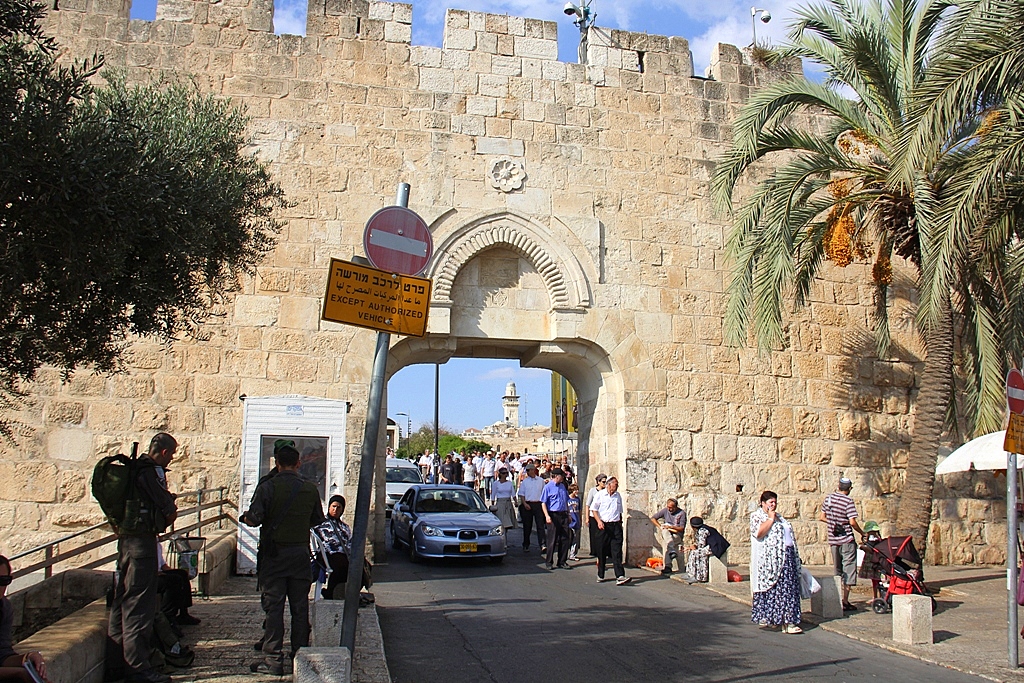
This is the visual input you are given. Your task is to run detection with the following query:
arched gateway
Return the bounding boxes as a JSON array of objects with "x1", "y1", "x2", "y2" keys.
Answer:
[{"x1": 385, "y1": 208, "x2": 650, "y2": 557}]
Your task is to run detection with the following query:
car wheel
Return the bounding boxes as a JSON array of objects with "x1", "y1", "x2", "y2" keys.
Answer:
[
  {"x1": 390, "y1": 521, "x2": 402, "y2": 549},
  {"x1": 490, "y1": 555, "x2": 504, "y2": 565},
  {"x1": 408, "y1": 534, "x2": 420, "y2": 563}
]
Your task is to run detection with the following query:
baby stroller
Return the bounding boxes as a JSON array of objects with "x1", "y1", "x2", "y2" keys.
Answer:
[{"x1": 862, "y1": 534, "x2": 935, "y2": 614}]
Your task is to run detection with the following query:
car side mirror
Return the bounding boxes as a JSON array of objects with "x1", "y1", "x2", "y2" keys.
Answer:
[{"x1": 397, "y1": 503, "x2": 409, "y2": 513}]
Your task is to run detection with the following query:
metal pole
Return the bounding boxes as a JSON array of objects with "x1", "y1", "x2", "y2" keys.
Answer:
[
  {"x1": 1009, "y1": 448, "x2": 1019, "y2": 668},
  {"x1": 340, "y1": 182, "x2": 409, "y2": 652},
  {"x1": 433, "y1": 362, "x2": 440, "y2": 466}
]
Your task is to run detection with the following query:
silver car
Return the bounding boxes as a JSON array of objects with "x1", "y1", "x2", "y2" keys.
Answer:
[{"x1": 390, "y1": 485, "x2": 507, "y2": 563}]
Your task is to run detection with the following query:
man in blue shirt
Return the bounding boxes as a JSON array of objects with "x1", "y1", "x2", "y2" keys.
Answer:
[{"x1": 541, "y1": 468, "x2": 571, "y2": 570}]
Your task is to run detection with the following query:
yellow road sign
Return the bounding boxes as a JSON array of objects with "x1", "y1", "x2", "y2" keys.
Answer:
[
  {"x1": 1006, "y1": 412, "x2": 1024, "y2": 455},
  {"x1": 321, "y1": 258, "x2": 431, "y2": 337}
]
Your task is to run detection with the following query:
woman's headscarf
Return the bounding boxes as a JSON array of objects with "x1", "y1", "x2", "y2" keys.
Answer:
[{"x1": 328, "y1": 495, "x2": 346, "y2": 517}]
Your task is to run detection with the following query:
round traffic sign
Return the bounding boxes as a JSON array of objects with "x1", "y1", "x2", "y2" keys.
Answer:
[
  {"x1": 363, "y1": 206, "x2": 433, "y2": 276},
  {"x1": 1009, "y1": 369, "x2": 1024, "y2": 415}
]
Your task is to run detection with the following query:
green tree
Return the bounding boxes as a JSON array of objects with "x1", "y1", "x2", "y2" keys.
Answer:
[
  {"x1": 712, "y1": 0, "x2": 1022, "y2": 553},
  {"x1": 0, "y1": 0, "x2": 286, "y2": 409}
]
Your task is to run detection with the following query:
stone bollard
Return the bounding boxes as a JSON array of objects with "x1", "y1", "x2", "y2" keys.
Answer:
[
  {"x1": 708, "y1": 551, "x2": 729, "y2": 584},
  {"x1": 810, "y1": 575, "x2": 844, "y2": 619},
  {"x1": 311, "y1": 600, "x2": 345, "y2": 647},
  {"x1": 293, "y1": 647, "x2": 352, "y2": 683},
  {"x1": 892, "y1": 594, "x2": 933, "y2": 645}
]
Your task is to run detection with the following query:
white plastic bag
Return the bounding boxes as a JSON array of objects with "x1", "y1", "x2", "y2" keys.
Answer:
[{"x1": 799, "y1": 567, "x2": 821, "y2": 599}]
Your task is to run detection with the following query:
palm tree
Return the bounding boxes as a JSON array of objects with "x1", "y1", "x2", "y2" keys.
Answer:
[
  {"x1": 711, "y1": 0, "x2": 1021, "y2": 556},
  {"x1": 904, "y1": 0, "x2": 1024, "y2": 385}
]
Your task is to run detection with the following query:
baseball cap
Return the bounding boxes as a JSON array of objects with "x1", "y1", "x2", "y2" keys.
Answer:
[
  {"x1": 273, "y1": 439, "x2": 296, "y2": 454},
  {"x1": 863, "y1": 520, "x2": 881, "y2": 533}
]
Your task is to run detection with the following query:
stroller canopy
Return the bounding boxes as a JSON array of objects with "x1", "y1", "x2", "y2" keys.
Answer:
[{"x1": 871, "y1": 535, "x2": 923, "y2": 566}]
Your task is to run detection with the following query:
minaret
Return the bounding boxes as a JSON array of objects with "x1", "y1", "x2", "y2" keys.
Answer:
[{"x1": 503, "y1": 381, "x2": 520, "y2": 426}]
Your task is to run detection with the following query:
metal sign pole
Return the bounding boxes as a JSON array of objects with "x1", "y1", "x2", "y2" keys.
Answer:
[
  {"x1": 340, "y1": 182, "x2": 410, "y2": 652},
  {"x1": 1010, "y1": 449, "x2": 1019, "y2": 668}
]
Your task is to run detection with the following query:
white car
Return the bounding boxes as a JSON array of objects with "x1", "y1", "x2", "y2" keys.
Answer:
[{"x1": 385, "y1": 457, "x2": 424, "y2": 515}]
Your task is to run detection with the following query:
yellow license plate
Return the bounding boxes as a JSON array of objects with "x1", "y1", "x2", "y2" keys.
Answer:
[{"x1": 459, "y1": 542, "x2": 477, "y2": 553}]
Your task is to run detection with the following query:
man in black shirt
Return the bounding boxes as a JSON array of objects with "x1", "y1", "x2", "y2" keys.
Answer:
[{"x1": 242, "y1": 445, "x2": 325, "y2": 675}]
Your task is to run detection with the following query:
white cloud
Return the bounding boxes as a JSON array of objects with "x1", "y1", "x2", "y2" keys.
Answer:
[
  {"x1": 273, "y1": 0, "x2": 307, "y2": 35},
  {"x1": 476, "y1": 366, "x2": 549, "y2": 382}
]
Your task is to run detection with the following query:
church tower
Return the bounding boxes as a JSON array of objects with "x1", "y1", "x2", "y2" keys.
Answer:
[{"x1": 503, "y1": 381, "x2": 520, "y2": 426}]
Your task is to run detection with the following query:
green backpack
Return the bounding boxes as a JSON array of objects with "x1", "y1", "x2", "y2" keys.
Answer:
[{"x1": 91, "y1": 443, "x2": 157, "y2": 534}]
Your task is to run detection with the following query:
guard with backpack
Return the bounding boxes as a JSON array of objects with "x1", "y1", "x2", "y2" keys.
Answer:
[
  {"x1": 241, "y1": 444, "x2": 324, "y2": 676},
  {"x1": 94, "y1": 433, "x2": 178, "y2": 683}
]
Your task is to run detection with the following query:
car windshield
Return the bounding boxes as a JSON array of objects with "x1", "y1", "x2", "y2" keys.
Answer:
[
  {"x1": 386, "y1": 467, "x2": 422, "y2": 484},
  {"x1": 415, "y1": 489, "x2": 488, "y2": 513}
]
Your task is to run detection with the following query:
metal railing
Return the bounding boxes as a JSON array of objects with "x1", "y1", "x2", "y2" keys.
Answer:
[{"x1": 10, "y1": 487, "x2": 236, "y2": 580}]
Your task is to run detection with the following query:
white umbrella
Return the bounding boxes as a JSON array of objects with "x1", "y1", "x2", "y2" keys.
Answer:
[{"x1": 935, "y1": 430, "x2": 1020, "y2": 474}]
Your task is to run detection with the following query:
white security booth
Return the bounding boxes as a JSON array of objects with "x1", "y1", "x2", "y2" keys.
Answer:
[{"x1": 237, "y1": 395, "x2": 348, "y2": 575}]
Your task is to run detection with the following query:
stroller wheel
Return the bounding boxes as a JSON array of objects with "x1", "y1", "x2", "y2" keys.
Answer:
[{"x1": 872, "y1": 598, "x2": 889, "y2": 614}]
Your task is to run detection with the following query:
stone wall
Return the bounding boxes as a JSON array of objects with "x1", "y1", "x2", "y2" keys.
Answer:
[{"x1": 0, "y1": 0, "x2": 1002, "y2": 567}]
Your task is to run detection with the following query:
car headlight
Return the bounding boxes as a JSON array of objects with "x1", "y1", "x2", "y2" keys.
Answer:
[
  {"x1": 421, "y1": 525, "x2": 444, "y2": 537},
  {"x1": 490, "y1": 526, "x2": 504, "y2": 536}
]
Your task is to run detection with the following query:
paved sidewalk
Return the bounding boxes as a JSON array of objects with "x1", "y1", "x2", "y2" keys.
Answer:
[
  {"x1": 672, "y1": 565, "x2": 1024, "y2": 683},
  {"x1": 167, "y1": 575, "x2": 389, "y2": 682}
]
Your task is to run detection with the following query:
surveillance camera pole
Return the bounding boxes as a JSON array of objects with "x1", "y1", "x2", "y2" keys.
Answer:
[
  {"x1": 751, "y1": 6, "x2": 770, "y2": 48},
  {"x1": 566, "y1": 1, "x2": 596, "y2": 64}
]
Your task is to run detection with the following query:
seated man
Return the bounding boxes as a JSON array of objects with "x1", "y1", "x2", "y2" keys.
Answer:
[
  {"x1": 156, "y1": 544, "x2": 200, "y2": 626},
  {"x1": 649, "y1": 498, "x2": 686, "y2": 574}
]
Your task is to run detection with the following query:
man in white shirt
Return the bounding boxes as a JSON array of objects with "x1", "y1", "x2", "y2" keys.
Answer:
[
  {"x1": 418, "y1": 452, "x2": 432, "y2": 480},
  {"x1": 517, "y1": 464, "x2": 547, "y2": 552},
  {"x1": 480, "y1": 453, "x2": 497, "y2": 501},
  {"x1": 591, "y1": 477, "x2": 630, "y2": 585},
  {"x1": 462, "y1": 457, "x2": 478, "y2": 489}
]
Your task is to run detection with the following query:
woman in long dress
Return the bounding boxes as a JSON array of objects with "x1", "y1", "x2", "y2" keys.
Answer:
[
  {"x1": 749, "y1": 490, "x2": 803, "y2": 634},
  {"x1": 685, "y1": 517, "x2": 711, "y2": 583},
  {"x1": 491, "y1": 469, "x2": 518, "y2": 530}
]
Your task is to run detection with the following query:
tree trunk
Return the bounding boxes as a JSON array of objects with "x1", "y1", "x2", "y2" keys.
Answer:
[{"x1": 895, "y1": 299, "x2": 955, "y2": 561}]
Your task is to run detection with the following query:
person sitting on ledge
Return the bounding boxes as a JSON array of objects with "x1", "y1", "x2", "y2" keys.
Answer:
[{"x1": 0, "y1": 555, "x2": 50, "y2": 683}]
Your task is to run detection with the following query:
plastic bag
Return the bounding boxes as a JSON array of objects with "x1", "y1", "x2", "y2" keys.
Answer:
[{"x1": 800, "y1": 567, "x2": 821, "y2": 599}]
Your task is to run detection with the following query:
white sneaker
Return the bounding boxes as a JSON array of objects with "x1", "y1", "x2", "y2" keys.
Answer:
[{"x1": 616, "y1": 576, "x2": 632, "y2": 585}]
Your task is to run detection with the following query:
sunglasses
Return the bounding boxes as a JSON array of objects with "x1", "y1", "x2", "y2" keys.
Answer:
[{"x1": 0, "y1": 576, "x2": 12, "y2": 586}]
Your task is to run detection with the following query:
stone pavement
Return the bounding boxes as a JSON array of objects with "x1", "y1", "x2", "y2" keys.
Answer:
[
  {"x1": 166, "y1": 575, "x2": 389, "y2": 683},
  {"x1": 676, "y1": 564, "x2": 1024, "y2": 683}
]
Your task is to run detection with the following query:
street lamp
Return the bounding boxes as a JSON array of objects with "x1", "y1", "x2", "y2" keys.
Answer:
[
  {"x1": 396, "y1": 412, "x2": 411, "y2": 449},
  {"x1": 751, "y1": 6, "x2": 771, "y2": 48},
  {"x1": 563, "y1": 0, "x2": 596, "y2": 64}
]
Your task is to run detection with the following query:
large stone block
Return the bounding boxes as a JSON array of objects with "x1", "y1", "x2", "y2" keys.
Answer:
[
  {"x1": 708, "y1": 551, "x2": 729, "y2": 584},
  {"x1": 892, "y1": 594, "x2": 932, "y2": 644},
  {"x1": 810, "y1": 574, "x2": 844, "y2": 619},
  {"x1": 311, "y1": 600, "x2": 346, "y2": 647}
]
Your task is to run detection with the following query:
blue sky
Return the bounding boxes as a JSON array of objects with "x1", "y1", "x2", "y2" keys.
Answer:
[
  {"x1": 388, "y1": 359, "x2": 552, "y2": 433},
  {"x1": 129, "y1": 0, "x2": 802, "y2": 74}
]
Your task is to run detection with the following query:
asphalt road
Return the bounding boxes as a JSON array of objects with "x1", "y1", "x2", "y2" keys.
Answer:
[{"x1": 373, "y1": 526, "x2": 981, "y2": 683}]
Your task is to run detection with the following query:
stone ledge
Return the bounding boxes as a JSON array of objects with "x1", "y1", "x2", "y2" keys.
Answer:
[
  {"x1": 15, "y1": 598, "x2": 107, "y2": 683},
  {"x1": 197, "y1": 528, "x2": 236, "y2": 595}
]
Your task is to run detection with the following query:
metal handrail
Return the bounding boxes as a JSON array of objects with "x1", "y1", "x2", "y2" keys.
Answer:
[{"x1": 10, "y1": 487, "x2": 233, "y2": 580}]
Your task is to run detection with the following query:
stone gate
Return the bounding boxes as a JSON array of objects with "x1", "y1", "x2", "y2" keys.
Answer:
[{"x1": 0, "y1": 0, "x2": 1004, "y2": 567}]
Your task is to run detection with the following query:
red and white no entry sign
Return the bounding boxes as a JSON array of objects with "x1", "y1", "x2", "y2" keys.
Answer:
[
  {"x1": 363, "y1": 206, "x2": 433, "y2": 276},
  {"x1": 1008, "y1": 369, "x2": 1024, "y2": 415}
]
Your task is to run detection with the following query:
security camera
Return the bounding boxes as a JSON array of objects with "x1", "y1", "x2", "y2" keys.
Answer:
[
  {"x1": 760, "y1": 11, "x2": 771, "y2": 22},
  {"x1": 564, "y1": 1, "x2": 580, "y2": 16}
]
